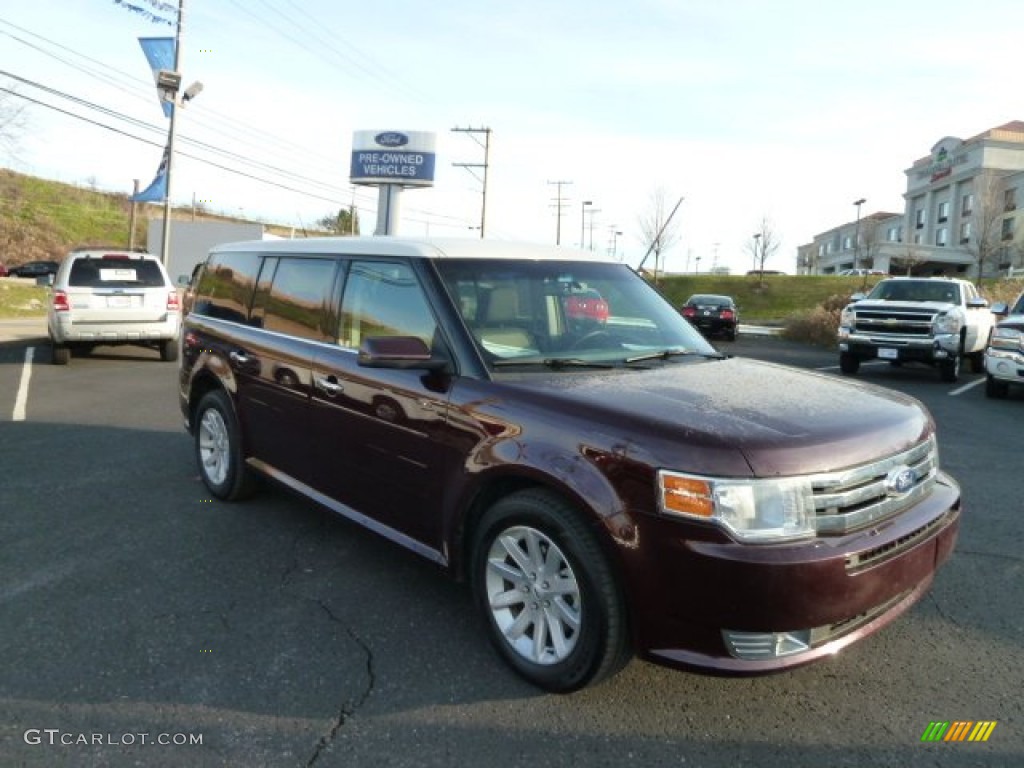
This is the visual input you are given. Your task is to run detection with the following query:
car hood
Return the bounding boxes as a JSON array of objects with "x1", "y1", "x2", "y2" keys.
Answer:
[
  {"x1": 994, "y1": 313, "x2": 1024, "y2": 332},
  {"x1": 492, "y1": 357, "x2": 932, "y2": 477},
  {"x1": 851, "y1": 299, "x2": 957, "y2": 313}
]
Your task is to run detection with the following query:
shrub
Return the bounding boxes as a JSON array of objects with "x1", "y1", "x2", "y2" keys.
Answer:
[{"x1": 782, "y1": 293, "x2": 851, "y2": 347}]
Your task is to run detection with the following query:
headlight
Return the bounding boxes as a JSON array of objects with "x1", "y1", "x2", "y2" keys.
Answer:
[
  {"x1": 933, "y1": 310, "x2": 964, "y2": 335},
  {"x1": 839, "y1": 306, "x2": 855, "y2": 327},
  {"x1": 990, "y1": 326, "x2": 1024, "y2": 351},
  {"x1": 658, "y1": 471, "x2": 816, "y2": 543}
]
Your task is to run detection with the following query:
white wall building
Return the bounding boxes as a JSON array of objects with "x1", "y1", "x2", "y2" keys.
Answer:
[{"x1": 799, "y1": 121, "x2": 1024, "y2": 278}]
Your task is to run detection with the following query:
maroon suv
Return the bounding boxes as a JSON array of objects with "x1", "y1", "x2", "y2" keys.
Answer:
[{"x1": 178, "y1": 237, "x2": 960, "y2": 692}]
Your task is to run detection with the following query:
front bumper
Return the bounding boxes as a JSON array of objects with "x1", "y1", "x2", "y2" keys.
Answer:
[
  {"x1": 838, "y1": 329, "x2": 959, "y2": 362},
  {"x1": 628, "y1": 471, "x2": 960, "y2": 674},
  {"x1": 984, "y1": 346, "x2": 1024, "y2": 385}
]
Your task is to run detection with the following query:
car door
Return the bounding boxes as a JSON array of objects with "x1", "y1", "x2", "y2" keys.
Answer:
[
  {"x1": 311, "y1": 259, "x2": 458, "y2": 553},
  {"x1": 236, "y1": 255, "x2": 340, "y2": 485}
]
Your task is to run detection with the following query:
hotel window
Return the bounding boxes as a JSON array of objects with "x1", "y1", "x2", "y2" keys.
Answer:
[
  {"x1": 1005, "y1": 188, "x2": 1017, "y2": 212},
  {"x1": 913, "y1": 233, "x2": 923, "y2": 244},
  {"x1": 962, "y1": 193, "x2": 973, "y2": 216},
  {"x1": 915, "y1": 208, "x2": 926, "y2": 229},
  {"x1": 937, "y1": 201, "x2": 949, "y2": 222},
  {"x1": 843, "y1": 235, "x2": 853, "y2": 250},
  {"x1": 886, "y1": 226, "x2": 899, "y2": 242},
  {"x1": 960, "y1": 221, "x2": 971, "y2": 244},
  {"x1": 936, "y1": 228, "x2": 948, "y2": 247},
  {"x1": 1001, "y1": 217, "x2": 1015, "y2": 241}
]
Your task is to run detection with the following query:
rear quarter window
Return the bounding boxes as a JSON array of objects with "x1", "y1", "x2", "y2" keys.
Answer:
[{"x1": 193, "y1": 251, "x2": 261, "y2": 323}]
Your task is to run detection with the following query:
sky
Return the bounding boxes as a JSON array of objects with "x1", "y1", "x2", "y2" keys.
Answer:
[{"x1": 2, "y1": 0, "x2": 1024, "y2": 275}]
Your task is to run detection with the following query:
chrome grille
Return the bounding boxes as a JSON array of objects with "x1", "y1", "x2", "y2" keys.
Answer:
[
  {"x1": 810, "y1": 436, "x2": 938, "y2": 534},
  {"x1": 854, "y1": 306, "x2": 937, "y2": 337}
]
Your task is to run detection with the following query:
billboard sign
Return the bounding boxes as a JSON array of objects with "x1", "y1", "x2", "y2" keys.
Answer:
[{"x1": 350, "y1": 130, "x2": 436, "y2": 187}]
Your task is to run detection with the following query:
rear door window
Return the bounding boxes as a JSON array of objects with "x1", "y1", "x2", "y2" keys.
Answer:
[{"x1": 259, "y1": 257, "x2": 338, "y2": 341}]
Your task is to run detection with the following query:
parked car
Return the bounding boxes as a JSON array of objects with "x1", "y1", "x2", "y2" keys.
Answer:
[
  {"x1": 179, "y1": 237, "x2": 960, "y2": 692},
  {"x1": 0, "y1": 261, "x2": 8, "y2": 277},
  {"x1": 47, "y1": 248, "x2": 181, "y2": 365},
  {"x1": 681, "y1": 293, "x2": 738, "y2": 340},
  {"x1": 984, "y1": 291, "x2": 1024, "y2": 398},
  {"x1": 837, "y1": 268, "x2": 886, "y2": 276},
  {"x1": 10, "y1": 260, "x2": 60, "y2": 279}
]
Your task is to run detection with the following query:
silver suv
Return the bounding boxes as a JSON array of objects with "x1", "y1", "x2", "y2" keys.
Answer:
[{"x1": 47, "y1": 248, "x2": 181, "y2": 365}]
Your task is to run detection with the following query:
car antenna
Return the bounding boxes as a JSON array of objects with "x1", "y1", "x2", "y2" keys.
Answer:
[{"x1": 634, "y1": 195, "x2": 685, "y2": 274}]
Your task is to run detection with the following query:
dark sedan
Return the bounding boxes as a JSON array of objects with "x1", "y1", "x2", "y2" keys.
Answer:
[
  {"x1": 9, "y1": 260, "x2": 60, "y2": 279},
  {"x1": 681, "y1": 293, "x2": 738, "y2": 341}
]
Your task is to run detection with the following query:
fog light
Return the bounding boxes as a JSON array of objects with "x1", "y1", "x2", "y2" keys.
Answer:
[{"x1": 723, "y1": 630, "x2": 811, "y2": 659}]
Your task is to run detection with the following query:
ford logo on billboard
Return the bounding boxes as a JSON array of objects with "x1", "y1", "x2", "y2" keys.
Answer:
[{"x1": 375, "y1": 132, "x2": 409, "y2": 148}]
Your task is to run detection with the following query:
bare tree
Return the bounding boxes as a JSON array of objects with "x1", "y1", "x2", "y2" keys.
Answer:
[
  {"x1": 892, "y1": 238, "x2": 929, "y2": 276},
  {"x1": 0, "y1": 86, "x2": 30, "y2": 160},
  {"x1": 637, "y1": 188, "x2": 682, "y2": 283},
  {"x1": 746, "y1": 216, "x2": 780, "y2": 287},
  {"x1": 964, "y1": 172, "x2": 1010, "y2": 285}
]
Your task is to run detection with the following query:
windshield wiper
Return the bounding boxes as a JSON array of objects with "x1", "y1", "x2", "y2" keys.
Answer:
[
  {"x1": 492, "y1": 357, "x2": 616, "y2": 369},
  {"x1": 624, "y1": 349, "x2": 724, "y2": 364}
]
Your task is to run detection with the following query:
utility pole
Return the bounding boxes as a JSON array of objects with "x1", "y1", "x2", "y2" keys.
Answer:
[
  {"x1": 548, "y1": 180, "x2": 573, "y2": 245},
  {"x1": 451, "y1": 126, "x2": 491, "y2": 237}
]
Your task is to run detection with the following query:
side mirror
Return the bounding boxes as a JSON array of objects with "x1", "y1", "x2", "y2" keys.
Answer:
[
  {"x1": 177, "y1": 274, "x2": 191, "y2": 286},
  {"x1": 358, "y1": 336, "x2": 449, "y2": 372},
  {"x1": 849, "y1": 292, "x2": 866, "y2": 303},
  {"x1": 991, "y1": 302, "x2": 1009, "y2": 317},
  {"x1": 967, "y1": 297, "x2": 989, "y2": 309}
]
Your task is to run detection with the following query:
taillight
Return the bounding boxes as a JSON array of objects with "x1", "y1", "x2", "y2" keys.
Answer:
[
  {"x1": 720, "y1": 309, "x2": 734, "y2": 320},
  {"x1": 682, "y1": 307, "x2": 696, "y2": 318},
  {"x1": 53, "y1": 290, "x2": 71, "y2": 312},
  {"x1": 167, "y1": 291, "x2": 181, "y2": 311}
]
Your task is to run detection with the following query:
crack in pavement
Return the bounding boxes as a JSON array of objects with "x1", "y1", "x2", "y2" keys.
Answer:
[
  {"x1": 305, "y1": 599, "x2": 376, "y2": 767},
  {"x1": 955, "y1": 547, "x2": 1024, "y2": 564}
]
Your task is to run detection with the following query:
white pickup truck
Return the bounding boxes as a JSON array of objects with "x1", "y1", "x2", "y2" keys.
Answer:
[{"x1": 837, "y1": 277, "x2": 996, "y2": 382}]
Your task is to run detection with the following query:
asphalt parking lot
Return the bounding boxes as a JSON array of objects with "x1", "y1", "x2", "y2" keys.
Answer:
[{"x1": 0, "y1": 324, "x2": 1020, "y2": 767}]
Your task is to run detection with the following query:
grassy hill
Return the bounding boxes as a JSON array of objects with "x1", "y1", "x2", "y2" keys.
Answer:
[{"x1": 0, "y1": 168, "x2": 298, "y2": 266}]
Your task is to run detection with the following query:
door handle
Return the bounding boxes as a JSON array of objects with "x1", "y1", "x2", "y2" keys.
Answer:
[
  {"x1": 315, "y1": 375, "x2": 344, "y2": 396},
  {"x1": 229, "y1": 350, "x2": 252, "y2": 365}
]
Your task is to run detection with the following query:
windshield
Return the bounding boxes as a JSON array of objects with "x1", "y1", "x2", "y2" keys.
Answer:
[
  {"x1": 866, "y1": 280, "x2": 960, "y2": 304},
  {"x1": 435, "y1": 258, "x2": 717, "y2": 366}
]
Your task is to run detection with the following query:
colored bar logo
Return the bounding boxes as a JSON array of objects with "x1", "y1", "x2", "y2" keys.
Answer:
[{"x1": 921, "y1": 721, "x2": 997, "y2": 742}]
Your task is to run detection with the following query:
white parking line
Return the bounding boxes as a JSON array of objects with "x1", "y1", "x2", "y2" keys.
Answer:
[
  {"x1": 815, "y1": 361, "x2": 889, "y2": 371},
  {"x1": 949, "y1": 378, "x2": 985, "y2": 396},
  {"x1": 12, "y1": 346, "x2": 34, "y2": 421}
]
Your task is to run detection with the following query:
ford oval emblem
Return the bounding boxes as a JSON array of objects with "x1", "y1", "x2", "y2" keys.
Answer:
[
  {"x1": 885, "y1": 465, "x2": 917, "y2": 496},
  {"x1": 375, "y1": 132, "x2": 409, "y2": 148}
]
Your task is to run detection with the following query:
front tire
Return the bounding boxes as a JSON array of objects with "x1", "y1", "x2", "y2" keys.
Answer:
[
  {"x1": 839, "y1": 352, "x2": 860, "y2": 374},
  {"x1": 985, "y1": 374, "x2": 1009, "y2": 399},
  {"x1": 939, "y1": 353, "x2": 960, "y2": 383},
  {"x1": 471, "y1": 489, "x2": 630, "y2": 692},
  {"x1": 194, "y1": 390, "x2": 257, "y2": 500}
]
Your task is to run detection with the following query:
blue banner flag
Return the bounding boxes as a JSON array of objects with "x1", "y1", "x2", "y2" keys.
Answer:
[
  {"x1": 138, "y1": 37, "x2": 176, "y2": 118},
  {"x1": 132, "y1": 142, "x2": 170, "y2": 202}
]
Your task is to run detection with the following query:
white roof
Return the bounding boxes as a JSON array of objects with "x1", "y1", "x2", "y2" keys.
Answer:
[{"x1": 210, "y1": 236, "x2": 614, "y2": 262}]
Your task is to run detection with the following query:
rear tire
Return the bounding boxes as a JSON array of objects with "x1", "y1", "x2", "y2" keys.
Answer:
[
  {"x1": 839, "y1": 352, "x2": 860, "y2": 375},
  {"x1": 159, "y1": 338, "x2": 179, "y2": 362},
  {"x1": 194, "y1": 390, "x2": 257, "y2": 500},
  {"x1": 968, "y1": 351, "x2": 985, "y2": 374},
  {"x1": 52, "y1": 343, "x2": 70, "y2": 365},
  {"x1": 471, "y1": 489, "x2": 630, "y2": 692}
]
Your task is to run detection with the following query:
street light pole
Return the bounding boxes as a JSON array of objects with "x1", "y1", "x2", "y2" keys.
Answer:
[
  {"x1": 580, "y1": 200, "x2": 592, "y2": 249},
  {"x1": 853, "y1": 197, "x2": 866, "y2": 269},
  {"x1": 160, "y1": 0, "x2": 186, "y2": 268}
]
